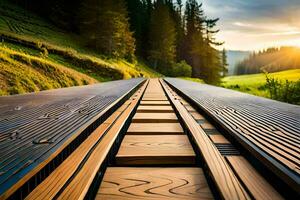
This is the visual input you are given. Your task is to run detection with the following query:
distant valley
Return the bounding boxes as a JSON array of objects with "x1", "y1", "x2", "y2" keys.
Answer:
[{"x1": 226, "y1": 50, "x2": 250, "y2": 75}]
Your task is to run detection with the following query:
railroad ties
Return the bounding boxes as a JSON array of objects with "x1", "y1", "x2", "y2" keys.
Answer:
[
  {"x1": 1, "y1": 78, "x2": 293, "y2": 199},
  {"x1": 95, "y1": 79, "x2": 283, "y2": 200},
  {"x1": 96, "y1": 79, "x2": 212, "y2": 199}
]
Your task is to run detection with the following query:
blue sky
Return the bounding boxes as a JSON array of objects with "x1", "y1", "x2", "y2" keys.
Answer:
[{"x1": 190, "y1": 0, "x2": 300, "y2": 50}]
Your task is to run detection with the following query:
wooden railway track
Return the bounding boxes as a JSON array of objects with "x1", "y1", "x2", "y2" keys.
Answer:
[{"x1": 0, "y1": 78, "x2": 297, "y2": 199}]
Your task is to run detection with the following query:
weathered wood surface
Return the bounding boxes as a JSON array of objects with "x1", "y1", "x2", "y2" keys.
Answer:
[
  {"x1": 140, "y1": 100, "x2": 170, "y2": 105},
  {"x1": 226, "y1": 156, "x2": 283, "y2": 200},
  {"x1": 127, "y1": 123, "x2": 184, "y2": 135},
  {"x1": 209, "y1": 135, "x2": 230, "y2": 144},
  {"x1": 26, "y1": 81, "x2": 148, "y2": 200},
  {"x1": 161, "y1": 80, "x2": 251, "y2": 200},
  {"x1": 165, "y1": 78, "x2": 300, "y2": 193},
  {"x1": 132, "y1": 113, "x2": 178, "y2": 123},
  {"x1": 97, "y1": 167, "x2": 214, "y2": 200},
  {"x1": 116, "y1": 135, "x2": 195, "y2": 165},
  {"x1": 137, "y1": 105, "x2": 173, "y2": 113},
  {"x1": 0, "y1": 78, "x2": 144, "y2": 198}
]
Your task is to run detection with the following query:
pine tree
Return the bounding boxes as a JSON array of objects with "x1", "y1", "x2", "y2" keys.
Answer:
[
  {"x1": 148, "y1": 0, "x2": 176, "y2": 71},
  {"x1": 126, "y1": 0, "x2": 152, "y2": 57},
  {"x1": 182, "y1": 0, "x2": 223, "y2": 84},
  {"x1": 183, "y1": 0, "x2": 206, "y2": 78},
  {"x1": 79, "y1": 0, "x2": 102, "y2": 49},
  {"x1": 79, "y1": 0, "x2": 135, "y2": 61},
  {"x1": 173, "y1": 0, "x2": 185, "y2": 61},
  {"x1": 203, "y1": 18, "x2": 223, "y2": 84}
]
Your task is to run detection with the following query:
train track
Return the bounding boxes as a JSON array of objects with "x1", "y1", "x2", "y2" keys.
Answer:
[{"x1": 0, "y1": 78, "x2": 298, "y2": 199}]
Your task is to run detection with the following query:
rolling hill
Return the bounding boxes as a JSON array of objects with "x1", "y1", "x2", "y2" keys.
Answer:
[
  {"x1": 222, "y1": 69, "x2": 300, "y2": 98},
  {"x1": 0, "y1": 0, "x2": 160, "y2": 95},
  {"x1": 235, "y1": 47, "x2": 300, "y2": 75}
]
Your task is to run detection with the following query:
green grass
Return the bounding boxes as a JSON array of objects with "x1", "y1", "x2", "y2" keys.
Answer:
[
  {"x1": 222, "y1": 69, "x2": 300, "y2": 97},
  {"x1": 0, "y1": 0, "x2": 85, "y2": 51},
  {"x1": 180, "y1": 77, "x2": 204, "y2": 83},
  {"x1": 0, "y1": 45, "x2": 97, "y2": 95},
  {"x1": 0, "y1": 0, "x2": 161, "y2": 95}
]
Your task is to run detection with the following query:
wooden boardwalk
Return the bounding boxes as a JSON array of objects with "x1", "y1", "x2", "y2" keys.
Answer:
[
  {"x1": 0, "y1": 78, "x2": 297, "y2": 199},
  {"x1": 0, "y1": 79, "x2": 144, "y2": 199},
  {"x1": 165, "y1": 78, "x2": 300, "y2": 195}
]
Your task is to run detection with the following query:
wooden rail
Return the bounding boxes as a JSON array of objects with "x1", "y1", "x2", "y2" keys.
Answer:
[
  {"x1": 165, "y1": 78, "x2": 300, "y2": 196},
  {"x1": 0, "y1": 79, "x2": 144, "y2": 199},
  {"x1": 25, "y1": 81, "x2": 148, "y2": 200},
  {"x1": 1, "y1": 78, "x2": 289, "y2": 199},
  {"x1": 161, "y1": 80, "x2": 251, "y2": 200}
]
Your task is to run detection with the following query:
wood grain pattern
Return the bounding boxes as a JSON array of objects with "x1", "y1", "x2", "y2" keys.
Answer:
[
  {"x1": 0, "y1": 78, "x2": 144, "y2": 199},
  {"x1": 200, "y1": 122, "x2": 214, "y2": 129},
  {"x1": 142, "y1": 97, "x2": 168, "y2": 101},
  {"x1": 56, "y1": 82, "x2": 148, "y2": 200},
  {"x1": 209, "y1": 135, "x2": 230, "y2": 144},
  {"x1": 24, "y1": 81, "x2": 149, "y2": 200},
  {"x1": 161, "y1": 80, "x2": 251, "y2": 200},
  {"x1": 97, "y1": 167, "x2": 214, "y2": 200},
  {"x1": 116, "y1": 135, "x2": 195, "y2": 165},
  {"x1": 137, "y1": 106, "x2": 173, "y2": 113},
  {"x1": 185, "y1": 105, "x2": 196, "y2": 112},
  {"x1": 165, "y1": 78, "x2": 300, "y2": 192},
  {"x1": 226, "y1": 156, "x2": 284, "y2": 200},
  {"x1": 127, "y1": 123, "x2": 184, "y2": 135},
  {"x1": 140, "y1": 101, "x2": 170, "y2": 106},
  {"x1": 190, "y1": 112, "x2": 205, "y2": 120},
  {"x1": 132, "y1": 113, "x2": 178, "y2": 123}
]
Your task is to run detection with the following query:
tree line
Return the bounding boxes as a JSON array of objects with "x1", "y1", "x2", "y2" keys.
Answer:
[
  {"x1": 235, "y1": 47, "x2": 300, "y2": 75},
  {"x1": 12, "y1": 0, "x2": 228, "y2": 84}
]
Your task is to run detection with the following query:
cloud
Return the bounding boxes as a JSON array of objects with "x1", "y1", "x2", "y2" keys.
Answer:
[
  {"x1": 233, "y1": 22, "x2": 253, "y2": 27},
  {"x1": 199, "y1": 0, "x2": 300, "y2": 50}
]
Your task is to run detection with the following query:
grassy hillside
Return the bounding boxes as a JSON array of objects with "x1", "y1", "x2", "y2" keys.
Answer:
[
  {"x1": 0, "y1": 0, "x2": 160, "y2": 95},
  {"x1": 222, "y1": 69, "x2": 300, "y2": 97},
  {"x1": 0, "y1": 45, "x2": 97, "y2": 95},
  {"x1": 235, "y1": 47, "x2": 300, "y2": 75}
]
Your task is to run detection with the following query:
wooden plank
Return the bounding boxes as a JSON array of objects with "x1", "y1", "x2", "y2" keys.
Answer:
[
  {"x1": 97, "y1": 167, "x2": 214, "y2": 200},
  {"x1": 200, "y1": 122, "x2": 214, "y2": 129},
  {"x1": 143, "y1": 94, "x2": 166, "y2": 96},
  {"x1": 226, "y1": 156, "x2": 284, "y2": 200},
  {"x1": 25, "y1": 81, "x2": 149, "y2": 200},
  {"x1": 142, "y1": 97, "x2": 168, "y2": 101},
  {"x1": 180, "y1": 99, "x2": 189, "y2": 105},
  {"x1": 25, "y1": 123, "x2": 111, "y2": 200},
  {"x1": 190, "y1": 112, "x2": 205, "y2": 120},
  {"x1": 0, "y1": 79, "x2": 145, "y2": 199},
  {"x1": 140, "y1": 100, "x2": 170, "y2": 106},
  {"x1": 127, "y1": 123, "x2": 184, "y2": 135},
  {"x1": 132, "y1": 113, "x2": 178, "y2": 123},
  {"x1": 26, "y1": 99, "x2": 134, "y2": 199},
  {"x1": 165, "y1": 78, "x2": 300, "y2": 192},
  {"x1": 209, "y1": 135, "x2": 230, "y2": 144},
  {"x1": 137, "y1": 105, "x2": 173, "y2": 113},
  {"x1": 185, "y1": 105, "x2": 196, "y2": 112},
  {"x1": 116, "y1": 135, "x2": 195, "y2": 165},
  {"x1": 161, "y1": 80, "x2": 251, "y2": 200}
]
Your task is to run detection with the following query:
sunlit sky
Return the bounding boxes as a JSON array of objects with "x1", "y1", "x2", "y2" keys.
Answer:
[{"x1": 191, "y1": 0, "x2": 300, "y2": 51}]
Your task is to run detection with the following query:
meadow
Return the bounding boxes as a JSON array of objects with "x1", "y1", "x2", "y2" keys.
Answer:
[{"x1": 221, "y1": 69, "x2": 300, "y2": 98}]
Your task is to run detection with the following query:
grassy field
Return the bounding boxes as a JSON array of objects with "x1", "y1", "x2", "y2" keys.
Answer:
[
  {"x1": 222, "y1": 69, "x2": 300, "y2": 97},
  {"x1": 0, "y1": 0, "x2": 160, "y2": 95}
]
